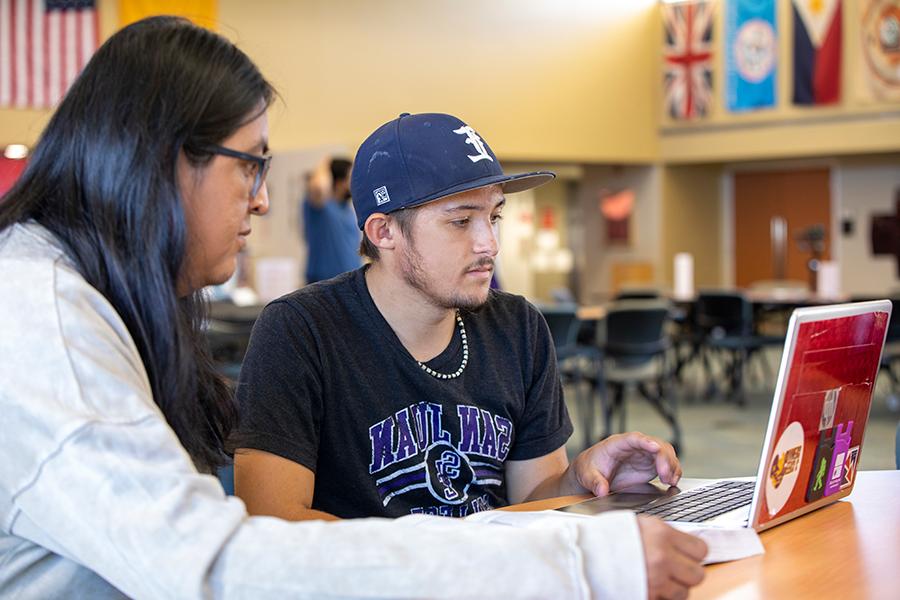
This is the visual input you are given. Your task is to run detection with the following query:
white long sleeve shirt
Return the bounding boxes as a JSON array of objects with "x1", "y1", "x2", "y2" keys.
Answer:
[{"x1": 0, "y1": 223, "x2": 647, "y2": 599}]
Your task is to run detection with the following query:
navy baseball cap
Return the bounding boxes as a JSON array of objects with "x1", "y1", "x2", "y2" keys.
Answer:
[{"x1": 351, "y1": 112, "x2": 555, "y2": 229}]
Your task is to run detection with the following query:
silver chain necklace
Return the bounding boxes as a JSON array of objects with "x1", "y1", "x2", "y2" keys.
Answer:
[{"x1": 417, "y1": 311, "x2": 468, "y2": 380}]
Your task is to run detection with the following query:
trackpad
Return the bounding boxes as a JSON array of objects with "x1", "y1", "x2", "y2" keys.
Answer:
[{"x1": 557, "y1": 482, "x2": 679, "y2": 516}]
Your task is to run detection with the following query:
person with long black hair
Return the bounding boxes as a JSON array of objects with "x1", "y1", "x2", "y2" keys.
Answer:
[{"x1": 0, "y1": 16, "x2": 702, "y2": 600}]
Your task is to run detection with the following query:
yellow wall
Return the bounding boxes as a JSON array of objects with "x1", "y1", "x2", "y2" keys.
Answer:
[
  {"x1": 5, "y1": 1, "x2": 897, "y2": 165},
  {"x1": 0, "y1": 0, "x2": 660, "y2": 163},
  {"x1": 228, "y1": 0, "x2": 659, "y2": 162},
  {"x1": 576, "y1": 164, "x2": 663, "y2": 302},
  {"x1": 0, "y1": 108, "x2": 50, "y2": 149},
  {"x1": 661, "y1": 165, "x2": 723, "y2": 288},
  {"x1": 532, "y1": 179, "x2": 571, "y2": 302},
  {"x1": 2, "y1": 0, "x2": 895, "y2": 297},
  {"x1": 660, "y1": 0, "x2": 900, "y2": 163}
]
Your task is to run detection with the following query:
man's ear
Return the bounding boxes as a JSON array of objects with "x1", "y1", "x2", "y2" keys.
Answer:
[{"x1": 363, "y1": 213, "x2": 396, "y2": 252}]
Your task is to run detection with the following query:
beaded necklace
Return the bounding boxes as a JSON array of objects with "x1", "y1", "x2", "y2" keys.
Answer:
[{"x1": 416, "y1": 311, "x2": 468, "y2": 379}]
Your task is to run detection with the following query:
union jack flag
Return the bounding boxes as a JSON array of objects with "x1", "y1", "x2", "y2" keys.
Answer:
[{"x1": 663, "y1": 0, "x2": 714, "y2": 120}]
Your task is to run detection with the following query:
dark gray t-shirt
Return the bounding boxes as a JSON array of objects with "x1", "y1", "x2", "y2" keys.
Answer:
[{"x1": 235, "y1": 267, "x2": 572, "y2": 518}]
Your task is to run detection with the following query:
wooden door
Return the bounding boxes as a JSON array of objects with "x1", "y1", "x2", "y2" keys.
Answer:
[{"x1": 733, "y1": 169, "x2": 831, "y2": 289}]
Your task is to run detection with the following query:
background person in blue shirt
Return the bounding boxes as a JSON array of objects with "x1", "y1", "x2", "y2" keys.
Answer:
[{"x1": 302, "y1": 156, "x2": 362, "y2": 283}]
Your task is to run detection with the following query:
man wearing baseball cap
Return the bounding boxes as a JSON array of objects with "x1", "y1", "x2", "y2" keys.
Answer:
[{"x1": 234, "y1": 113, "x2": 706, "y2": 598}]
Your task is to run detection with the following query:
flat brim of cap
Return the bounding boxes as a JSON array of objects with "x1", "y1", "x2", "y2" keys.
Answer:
[
  {"x1": 402, "y1": 171, "x2": 556, "y2": 211},
  {"x1": 500, "y1": 171, "x2": 557, "y2": 194}
]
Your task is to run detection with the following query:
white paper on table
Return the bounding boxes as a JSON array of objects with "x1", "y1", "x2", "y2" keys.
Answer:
[
  {"x1": 464, "y1": 509, "x2": 591, "y2": 527},
  {"x1": 464, "y1": 510, "x2": 764, "y2": 566},
  {"x1": 670, "y1": 522, "x2": 765, "y2": 565}
]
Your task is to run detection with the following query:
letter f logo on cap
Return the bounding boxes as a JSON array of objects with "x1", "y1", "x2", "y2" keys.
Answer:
[{"x1": 452, "y1": 125, "x2": 493, "y2": 164}]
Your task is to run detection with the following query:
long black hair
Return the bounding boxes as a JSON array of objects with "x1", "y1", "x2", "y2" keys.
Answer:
[{"x1": 0, "y1": 16, "x2": 274, "y2": 470}]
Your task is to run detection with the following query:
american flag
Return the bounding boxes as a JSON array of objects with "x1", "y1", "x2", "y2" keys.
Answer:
[
  {"x1": 0, "y1": 0, "x2": 98, "y2": 109},
  {"x1": 663, "y1": 0, "x2": 714, "y2": 120}
]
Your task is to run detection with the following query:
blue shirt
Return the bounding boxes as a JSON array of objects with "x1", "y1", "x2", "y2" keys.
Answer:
[{"x1": 302, "y1": 196, "x2": 361, "y2": 283}]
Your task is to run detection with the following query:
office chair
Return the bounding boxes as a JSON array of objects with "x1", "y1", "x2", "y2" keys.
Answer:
[
  {"x1": 614, "y1": 289, "x2": 660, "y2": 301},
  {"x1": 540, "y1": 305, "x2": 581, "y2": 357},
  {"x1": 694, "y1": 291, "x2": 762, "y2": 405},
  {"x1": 599, "y1": 300, "x2": 681, "y2": 453},
  {"x1": 205, "y1": 301, "x2": 261, "y2": 383},
  {"x1": 539, "y1": 304, "x2": 603, "y2": 450}
]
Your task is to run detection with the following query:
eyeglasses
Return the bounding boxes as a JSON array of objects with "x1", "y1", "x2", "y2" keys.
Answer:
[{"x1": 206, "y1": 144, "x2": 272, "y2": 199}]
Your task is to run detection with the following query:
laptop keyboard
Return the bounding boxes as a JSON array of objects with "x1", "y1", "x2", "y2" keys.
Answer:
[{"x1": 634, "y1": 480, "x2": 755, "y2": 523}]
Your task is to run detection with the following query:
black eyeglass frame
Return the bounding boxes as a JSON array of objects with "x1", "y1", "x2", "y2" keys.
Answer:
[{"x1": 205, "y1": 144, "x2": 272, "y2": 198}]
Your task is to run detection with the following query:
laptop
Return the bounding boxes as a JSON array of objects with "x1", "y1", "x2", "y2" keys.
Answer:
[{"x1": 559, "y1": 299, "x2": 892, "y2": 532}]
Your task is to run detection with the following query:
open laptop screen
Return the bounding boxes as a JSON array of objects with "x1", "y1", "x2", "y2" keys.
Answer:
[{"x1": 754, "y1": 303, "x2": 890, "y2": 529}]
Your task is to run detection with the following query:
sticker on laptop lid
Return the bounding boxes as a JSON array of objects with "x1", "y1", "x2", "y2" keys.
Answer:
[
  {"x1": 766, "y1": 421, "x2": 804, "y2": 517},
  {"x1": 805, "y1": 428, "x2": 834, "y2": 502},
  {"x1": 840, "y1": 445, "x2": 860, "y2": 490},
  {"x1": 819, "y1": 388, "x2": 839, "y2": 431},
  {"x1": 824, "y1": 421, "x2": 854, "y2": 497}
]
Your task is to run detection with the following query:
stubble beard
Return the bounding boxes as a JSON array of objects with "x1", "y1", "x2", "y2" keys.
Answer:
[{"x1": 399, "y1": 238, "x2": 490, "y2": 312}]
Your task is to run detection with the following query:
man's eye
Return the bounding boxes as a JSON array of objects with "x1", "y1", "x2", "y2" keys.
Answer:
[
  {"x1": 490, "y1": 214, "x2": 503, "y2": 224},
  {"x1": 452, "y1": 218, "x2": 470, "y2": 227}
]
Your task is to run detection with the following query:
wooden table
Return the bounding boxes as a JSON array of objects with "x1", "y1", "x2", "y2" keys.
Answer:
[
  {"x1": 505, "y1": 470, "x2": 899, "y2": 599},
  {"x1": 575, "y1": 305, "x2": 608, "y2": 321}
]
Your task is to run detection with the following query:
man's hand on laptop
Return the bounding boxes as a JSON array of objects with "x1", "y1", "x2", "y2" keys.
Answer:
[
  {"x1": 570, "y1": 432, "x2": 682, "y2": 497},
  {"x1": 638, "y1": 516, "x2": 708, "y2": 599}
]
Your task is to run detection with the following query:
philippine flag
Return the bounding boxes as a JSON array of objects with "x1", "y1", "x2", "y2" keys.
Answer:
[{"x1": 793, "y1": 0, "x2": 842, "y2": 105}]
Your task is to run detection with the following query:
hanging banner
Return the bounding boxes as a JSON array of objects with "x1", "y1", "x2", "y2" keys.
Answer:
[
  {"x1": 118, "y1": 0, "x2": 218, "y2": 29},
  {"x1": 726, "y1": 0, "x2": 778, "y2": 112},
  {"x1": 858, "y1": 0, "x2": 900, "y2": 102},
  {"x1": 793, "y1": 0, "x2": 842, "y2": 105},
  {"x1": 662, "y1": 0, "x2": 715, "y2": 120}
]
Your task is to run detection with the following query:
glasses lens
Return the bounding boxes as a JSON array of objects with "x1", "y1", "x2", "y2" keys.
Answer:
[{"x1": 251, "y1": 156, "x2": 271, "y2": 198}]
